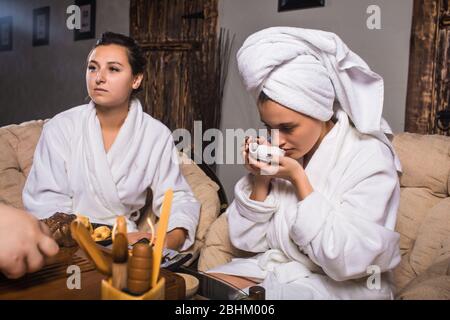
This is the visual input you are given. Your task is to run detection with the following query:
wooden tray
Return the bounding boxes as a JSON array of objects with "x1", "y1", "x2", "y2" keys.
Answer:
[{"x1": 0, "y1": 247, "x2": 185, "y2": 300}]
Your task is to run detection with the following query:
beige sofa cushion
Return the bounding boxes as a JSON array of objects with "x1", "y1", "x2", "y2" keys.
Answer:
[
  {"x1": 395, "y1": 188, "x2": 443, "y2": 255},
  {"x1": 171, "y1": 152, "x2": 221, "y2": 260},
  {"x1": 398, "y1": 235, "x2": 450, "y2": 298},
  {"x1": 391, "y1": 133, "x2": 450, "y2": 294},
  {"x1": 394, "y1": 198, "x2": 450, "y2": 291},
  {"x1": 394, "y1": 252, "x2": 419, "y2": 292},
  {"x1": 409, "y1": 198, "x2": 450, "y2": 275},
  {"x1": 0, "y1": 133, "x2": 24, "y2": 209},
  {"x1": 198, "y1": 213, "x2": 254, "y2": 272},
  {"x1": 178, "y1": 152, "x2": 221, "y2": 245},
  {"x1": 396, "y1": 256, "x2": 450, "y2": 300},
  {"x1": 0, "y1": 120, "x2": 45, "y2": 209},
  {"x1": 392, "y1": 133, "x2": 450, "y2": 197},
  {"x1": 435, "y1": 236, "x2": 450, "y2": 264}
]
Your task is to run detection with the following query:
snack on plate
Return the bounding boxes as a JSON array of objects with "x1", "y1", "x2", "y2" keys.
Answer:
[
  {"x1": 75, "y1": 214, "x2": 112, "y2": 242},
  {"x1": 92, "y1": 226, "x2": 112, "y2": 241},
  {"x1": 76, "y1": 214, "x2": 93, "y2": 234}
]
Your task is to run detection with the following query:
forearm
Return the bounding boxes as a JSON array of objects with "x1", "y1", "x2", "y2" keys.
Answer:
[
  {"x1": 165, "y1": 228, "x2": 187, "y2": 251},
  {"x1": 228, "y1": 174, "x2": 277, "y2": 252},
  {"x1": 228, "y1": 201, "x2": 271, "y2": 252},
  {"x1": 291, "y1": 170, "x2": 314, "y2": 201},
  {"x1": 249, "y1": 176, "x2": 272, "y2": 202}
]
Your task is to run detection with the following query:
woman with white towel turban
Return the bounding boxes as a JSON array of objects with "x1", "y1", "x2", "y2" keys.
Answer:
[
  {"x1": 22, "y1": 32, "x2": 200, "y2": 251},
  {"x1": 207, "y1": 27, "x2": 402, "y2": 299}
]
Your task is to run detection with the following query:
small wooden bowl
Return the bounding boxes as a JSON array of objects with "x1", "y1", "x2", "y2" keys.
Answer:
[
  {"x1": 101, "y1": 276, "x2": 165, "y2": 300},
  {"x1": 176, "y1": 273, "x2": 199, "y2": 299}
]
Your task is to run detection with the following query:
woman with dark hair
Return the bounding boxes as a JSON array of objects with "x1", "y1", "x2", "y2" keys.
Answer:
[{"x1": 23, "y1": 32, "x2": 200, "y2": 251}]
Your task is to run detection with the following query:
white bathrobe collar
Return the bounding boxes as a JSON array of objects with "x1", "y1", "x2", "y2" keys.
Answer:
[
  {"x1": 82, "y1": 99, "x2": 142, "y2": 217},
  {"x1": 302, "y1": 107, "x2": 348, "y2": 192}
]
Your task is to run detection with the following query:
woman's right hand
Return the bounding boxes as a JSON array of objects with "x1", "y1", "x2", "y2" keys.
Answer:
[{"x1": 242, "y1": 136, "x2": 272, "y2": 186}]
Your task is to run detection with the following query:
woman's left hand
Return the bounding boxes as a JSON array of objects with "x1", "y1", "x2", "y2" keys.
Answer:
[
  {"x1": 250, "y1": 155, "x2": 314, "y2": 200},
  {"x1": 250, "y1": 154, "x2": 304, "y2": 183}
]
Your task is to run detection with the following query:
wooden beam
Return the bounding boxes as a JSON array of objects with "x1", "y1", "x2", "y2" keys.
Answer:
[
  {"x1": 405, "y1": 0, "x2": 440, "y2": 134},
  {"x1": 138, "y1": 41, "x2": 202, "y2": 51}
]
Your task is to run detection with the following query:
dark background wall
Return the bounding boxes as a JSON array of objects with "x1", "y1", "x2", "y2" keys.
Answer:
[{"x1": 0, "y1": 0, "x2": 130, "y2": 126}]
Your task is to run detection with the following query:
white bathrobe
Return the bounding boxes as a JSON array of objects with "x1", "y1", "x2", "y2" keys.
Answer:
[
  {"x1": 207, "y1": 108, "x2": 401, "y2": 299},
  {"x1": 23, "y1": 98, "x2": 200, "y2": 251}
]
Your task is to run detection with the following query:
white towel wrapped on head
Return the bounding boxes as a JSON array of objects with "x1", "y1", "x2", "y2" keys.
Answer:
[{"x1": 237, "y1": 26, "x2": 401, "y2": 172}]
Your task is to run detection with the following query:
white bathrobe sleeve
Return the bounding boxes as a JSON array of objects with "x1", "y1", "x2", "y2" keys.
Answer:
[
  {"x1": 22, "y1": 121, "x2": 73, "y2": 219},
  {"x1": 289, "y1": 149, "x2": 401, "y2": 281},
  {"x1": 150, "y1": 133, "x2": 200, "y2": 251},
  {"x1": 227, "y1": 174, "x2": 278, "y2": 253}
]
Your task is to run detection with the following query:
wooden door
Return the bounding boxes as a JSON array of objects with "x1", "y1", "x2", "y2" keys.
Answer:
[
  {"x1": 130, "y1": 0, "x2": 221, "y2": 137},
  {"x1": 405, "y1": 0, "x2": 450, "y2": 135}
]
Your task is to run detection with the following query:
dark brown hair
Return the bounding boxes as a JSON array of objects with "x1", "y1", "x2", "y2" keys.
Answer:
[{"x1": 258, "y1": 91, "x2": 271, "y2": 104}]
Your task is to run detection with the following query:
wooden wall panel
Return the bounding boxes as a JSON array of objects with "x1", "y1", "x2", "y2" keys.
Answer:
[
  {"x1": 405, "y1": 0, "x2": 450, "y2": 135},
  {"x1": 130, "y1": 0, "x2": 220, "y2": 137}
]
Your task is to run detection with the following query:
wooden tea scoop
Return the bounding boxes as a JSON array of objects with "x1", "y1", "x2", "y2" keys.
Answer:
[
  {"x1": 70, "y1": 220, "x2": 111, "y2": 276},
  {"x1": 151, "y1": 189, "x2": 173, "y2": 288},
  {"x1": 112, "y1": 215, "x2": 127, "y2": 241},
  {"x1": 112, "y1": 233, "x2": 128, "y2": 291}
]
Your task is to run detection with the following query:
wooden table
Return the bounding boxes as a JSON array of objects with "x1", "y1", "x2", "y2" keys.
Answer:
[{"x1": 0, "y1": 247, "x2": 185, "y2": 300}]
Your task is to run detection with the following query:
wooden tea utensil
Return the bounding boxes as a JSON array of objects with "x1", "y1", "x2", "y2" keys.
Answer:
[
  {"x1": 70, "y1": 220, "x2": 111, "y2": 276},
  {"x1": 151, "y1": 189, "x2": 173, "y2": 288},
  {"x1": 127, "y1": 243, "x2": 153, "y2": 295},
  {"x1": 112, "y1": 233, "x2": 128, "y2": 291},
  {"x1": 112, "y1": 215, "x2": 127, "y2": 241}
]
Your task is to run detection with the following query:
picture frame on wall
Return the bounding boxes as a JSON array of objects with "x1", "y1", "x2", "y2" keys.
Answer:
[
  {"x1": 32, "y1": 6, "x2": 50, "y2": 46},
  {"x1": 0, "y1": 16, "x2": 13, "y2": 51},
  {"x1": 278, "y1": 0, "x2": 325, "y2": 12},
  {"x1": 74, "y1": 0, "x2": 96, "y2": 41}
]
